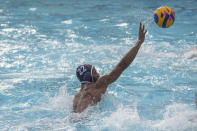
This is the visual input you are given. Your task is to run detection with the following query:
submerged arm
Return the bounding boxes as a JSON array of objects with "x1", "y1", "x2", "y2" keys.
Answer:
[{"x1": 180, "y1": 46, "x2": 197, "y2": 59}]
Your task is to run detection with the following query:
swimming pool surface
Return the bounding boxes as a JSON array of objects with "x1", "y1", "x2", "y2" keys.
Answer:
[{"x1": 0, "y1": 0, "x2": 197, "y2": 130}]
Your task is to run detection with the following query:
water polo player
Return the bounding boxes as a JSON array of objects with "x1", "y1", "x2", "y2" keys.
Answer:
[{"x1": 73, "y1": 22, "x2": 147, "y2": 113}]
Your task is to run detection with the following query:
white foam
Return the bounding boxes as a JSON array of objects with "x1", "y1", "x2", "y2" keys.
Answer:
[
  {"x1": 151, "y1": 103, "x2": 197, "y2": 131},
  {"x1": 2, "y1": 28, "x2": 17, "y2": 32},
  {"x1": 43, "y1": 40, "x2": 61, "y2": 49},
  {"x1": 61, "y1": 20, "x2": 72, "y2": 24},
  {"x1": 0, "y1": 81, "x2": 14, "y2": 93},
  {"x1": 66, "y1": 29, "x2": 78, "y2": 38},
  {"x1": 99, "y1": 104, "x2": 140, "y2": 130},
  {"x1": 139, "y1": 41, "x2": 178, "y2": 59},
  {"x1": 0, "y1": 24, "x2": 7, "y2": 27},
  {"x1": 121, "y1": 38, "x2": 134, "y2": 45},
  {"x1": 100, "y1": 19, "x2": 109, "y2": 22},
  {"x1": 0, "y1": 9, "x2": 3, "y2": 13},
  {"x1": 48, "y1": 86, "x2": 73, "y2": 111},
  {"x1": 115, "y1": 23, "x2": 128, "y2": 27},
  {"x1": 0, "y1": 42, "x2": 28, "y2": 56},
  {"x1": 1, "y1": 26, "x2": 37, "y2": 37},
  {"x1": 29, "y1": 8, "x2": 37, "y2": 11}
]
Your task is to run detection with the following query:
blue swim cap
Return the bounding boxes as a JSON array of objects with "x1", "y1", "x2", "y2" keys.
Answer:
[{"x1": 76, "y1": 64, "x2": 94, "y2": 83}]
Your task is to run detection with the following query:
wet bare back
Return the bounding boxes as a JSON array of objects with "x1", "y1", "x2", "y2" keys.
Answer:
[
  {"x1": 73, "y1": 22, "x2": 147, "y2": 113},
  {"x1": 73, "y1": 83, "x2": 107, "y2": 113}
]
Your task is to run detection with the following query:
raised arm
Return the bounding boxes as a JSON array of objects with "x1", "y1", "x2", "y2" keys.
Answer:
[{"x1": 96, "y1": 22, "x2": 147, "y2": 87}]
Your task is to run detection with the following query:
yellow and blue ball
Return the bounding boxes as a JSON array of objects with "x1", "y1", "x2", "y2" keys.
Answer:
[{"x1": 154, "y1": 6, "x2": 175, "y2": 28}]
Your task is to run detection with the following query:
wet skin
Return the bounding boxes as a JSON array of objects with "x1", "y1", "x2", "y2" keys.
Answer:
[{"x1": 73, "y1": 22, "x2": 147, "y2": 113}]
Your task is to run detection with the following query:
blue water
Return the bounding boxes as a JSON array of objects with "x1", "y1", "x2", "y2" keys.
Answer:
[{"x1": 1, "y1": 0, "x2": 197, "y2": 130}]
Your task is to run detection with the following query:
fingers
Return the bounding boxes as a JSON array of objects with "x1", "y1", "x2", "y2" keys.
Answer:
[
  {"x1": 140, "y1": 22, "x2": 145, "y2": 30},
  {"x1": 142, "y1": 24, "x2": 145, "y2": 31},
  {"x1": 139, "y1": 22, "x2": 142, "y2": 31},
  {"x1": 140, "y1": 21, "x2": 147, "y2": 34},
  {"x1": 144, "y1": 29, "x2": 147, "y2": 35}
]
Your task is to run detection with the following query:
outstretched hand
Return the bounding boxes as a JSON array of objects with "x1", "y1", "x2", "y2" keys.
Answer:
[{"x1": 138, "y1": 22, "x2": 147, "y2": 44}]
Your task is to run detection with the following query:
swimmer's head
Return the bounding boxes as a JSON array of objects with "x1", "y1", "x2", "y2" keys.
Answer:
[{"x1": 76, "y1": 64, "x2": 100, "y2": 84}]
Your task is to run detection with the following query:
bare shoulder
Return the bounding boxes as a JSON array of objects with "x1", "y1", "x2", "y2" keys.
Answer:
[
  {"x1": 95, "y1": 67, "x2": 122, "y2": 88},
  {"x1": 94, "y1": 74, "x2": 112, "y2": 89}
]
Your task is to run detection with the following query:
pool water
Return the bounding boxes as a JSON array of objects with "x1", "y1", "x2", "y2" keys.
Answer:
[{"x1": 0, "y1": 0, "x2": 197, "y2": 130}]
